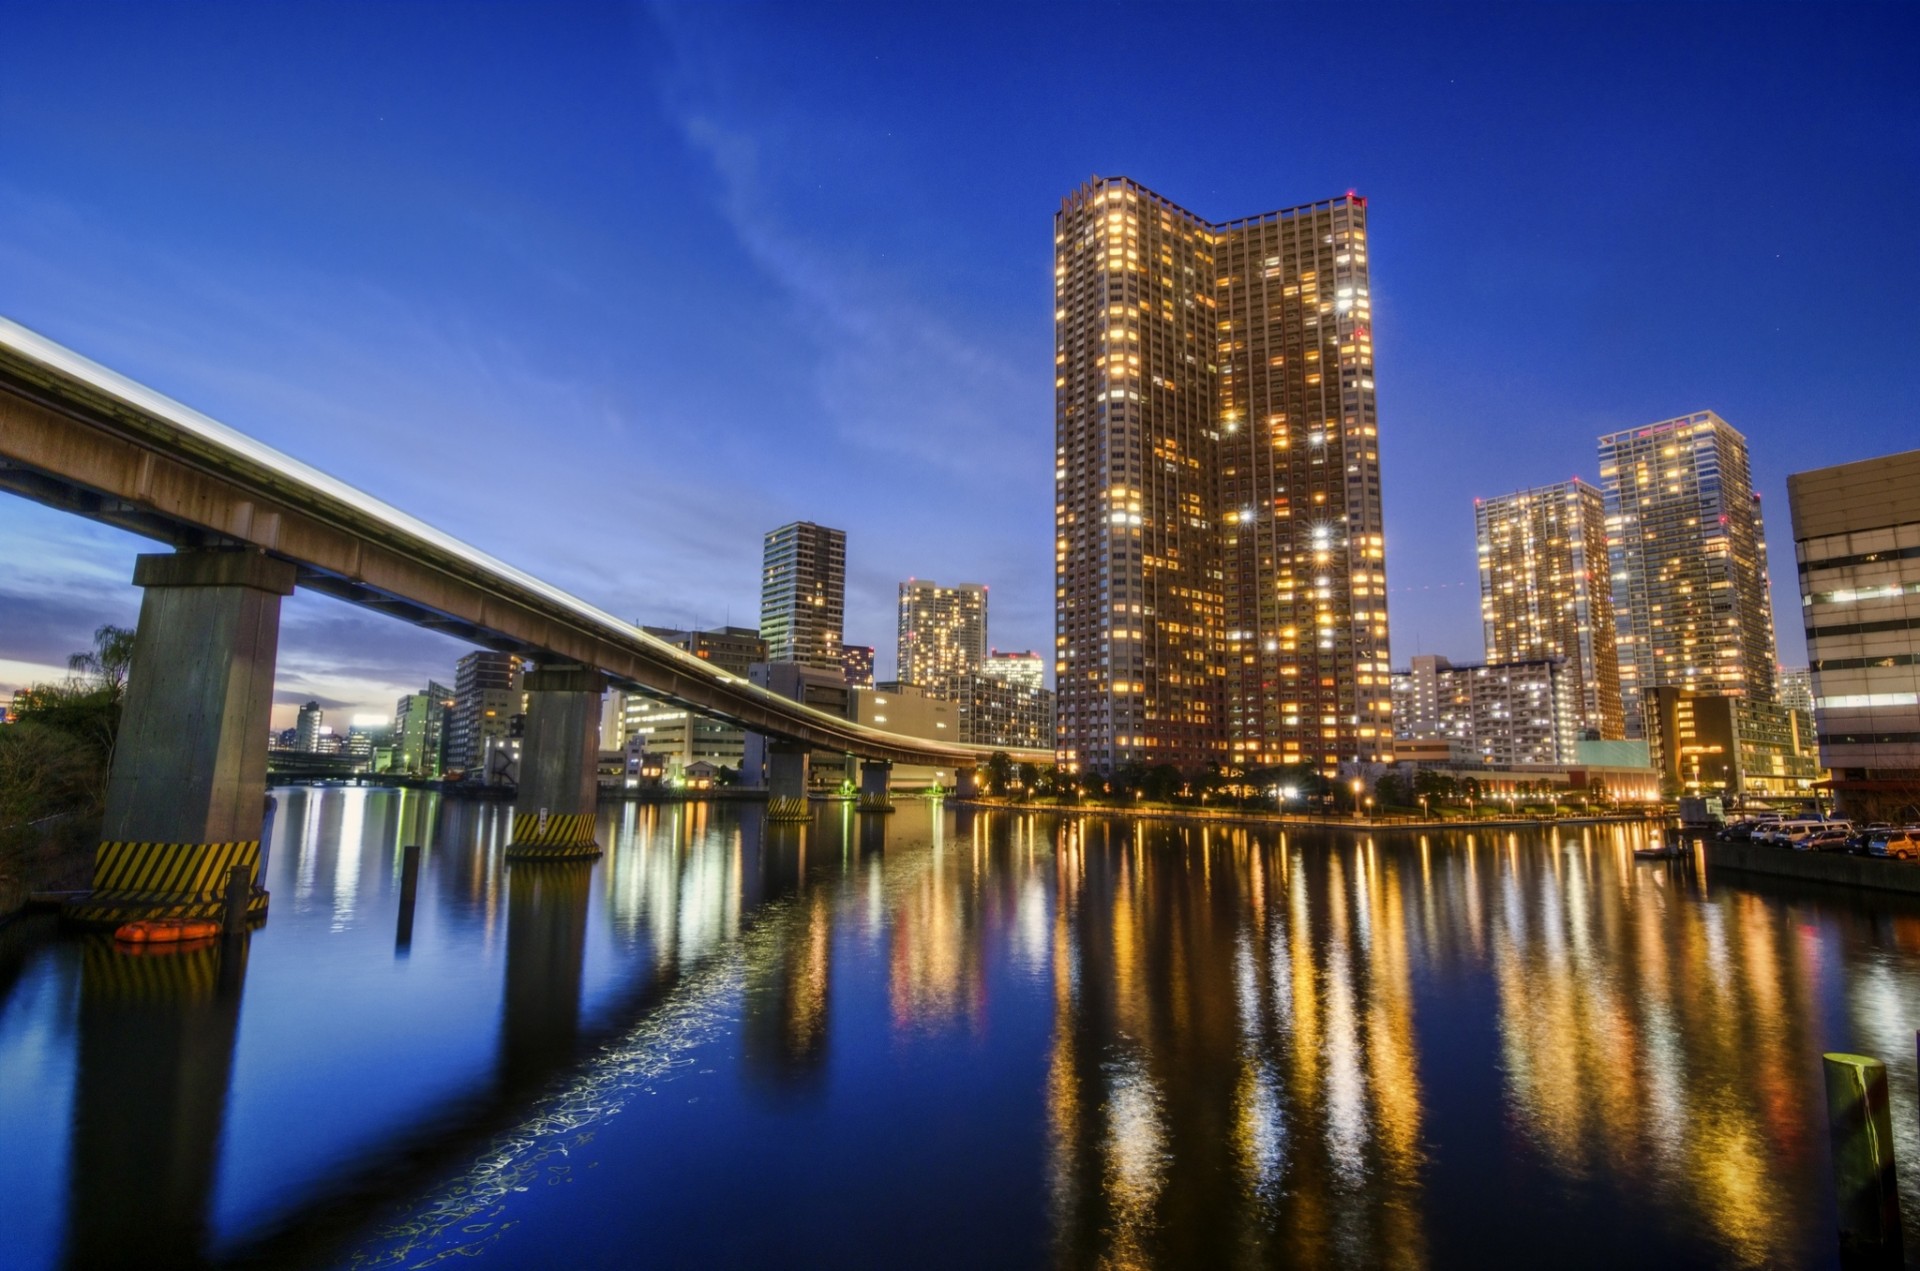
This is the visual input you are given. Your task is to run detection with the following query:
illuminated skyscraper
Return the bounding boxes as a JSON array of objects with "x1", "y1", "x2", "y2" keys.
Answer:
[
  {"x1": 1599, "y1": 412, "x2": 1778, "y2": 733},
  {"x1": 1054, "y1": 176, "x2": 1388, "y2": 774},
  {"x1": 897, "y1": 580, "x2": 987, "y2": 691},
  {"x1": 760, "y1": 521, "x2": 846, "y2": 671},
  {"x1": 1475, "y1": 479, "x2": 1624, "y2": 739}
]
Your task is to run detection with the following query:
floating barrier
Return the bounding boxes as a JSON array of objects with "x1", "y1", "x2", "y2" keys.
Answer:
[{"x1": 114, "y1": 918, "x2": 222, "y2": 944}]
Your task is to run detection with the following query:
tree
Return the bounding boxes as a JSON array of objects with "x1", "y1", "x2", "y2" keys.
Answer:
[
  {"x1": 12, "y1": 624, "x2": 135, "y2": 768},
  {"x1": 983, "y1": 751, "x2": 1014, "y2": 797},
  {"x1": 1374, "y1": 773, "x2": 1408, "y2": 809},
  {"x1": 715, "y1": 765, "x2": 740, "y2": 787},
  {"x1": 1143, "y1": 764, "x2": 1182, "y2": 803}
]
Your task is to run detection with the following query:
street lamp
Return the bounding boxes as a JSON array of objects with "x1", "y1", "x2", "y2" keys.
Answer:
[{"x1": 1351, "y1": 777, "x2": 1364, "y2": 820}]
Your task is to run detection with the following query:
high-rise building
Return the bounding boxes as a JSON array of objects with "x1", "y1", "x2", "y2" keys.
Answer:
[
  {"x1": 761, "y1": 522, "x2": 846, "y2": 671},
  {"x1": 625, "y1": 626, "x2": 768, "y2": 775},
  {"x1": 897, "y1": 580, "x2": 987, "y2": 692},
  {"x1": 1054, "y1": 177, "x2": 1388, "y2": 775},
  {"x1": 448, "y1": 651, "x2": 526, "y2": 777},
  {"x1": 1599, "y1": 412, "x2": 1778, "y2": 734},
  {"x1": 1788, "y1": 446, "x2": 1920, "y2": 819},
  {"x1": 839, "y1": 643, "x2": 875, "y2": 689},
  {"x1": 295, "y1": 700, "x2": 324, "y2": 753},
  {"x1": 1476, "y1": 479, "x2": 1624, "y2": 740}
]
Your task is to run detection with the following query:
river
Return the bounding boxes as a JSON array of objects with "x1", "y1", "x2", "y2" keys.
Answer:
[{"x1": 0, "y1": 789, "x2": 1916, "y2": 1268}]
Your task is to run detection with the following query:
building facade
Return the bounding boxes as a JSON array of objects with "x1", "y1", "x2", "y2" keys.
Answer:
[
  {"x1": 295, "y1": 700, "x2": 325, "y2": 752},
  {"x1": 984, "y1": 649, "x2": 1045, "y2": 690},
  {"x1": 393, "y1": 680, "x2": 452, "y2": 777},
  {"x1": 1599, "y1": 412, "x2": 1778, "y2": 733},
  {"x1": 1393, "y1": 654, "x2": 1576, "y2": 767},
  {"x1": 1788, "y1": 447, "x2": 1920, "y2": 819},
  {"x1": 897, "y1": 580, "x2": 987, "y2": 691},
  {"x1": 951, "y1": 673, "x2": 1055, "y2": 750},
  {"x1": 1054, "y1": 177, "x2": 1388, "y2": 776},
  {"x1": 1476, "y1": 479, "x2": 1624, "y2": 739},
  {"x1": 761, "y1": 521, "x2": 846, "y2": 671},
  {"x1": 448, "y1": 651, "x2": 526, "y2": 778}
]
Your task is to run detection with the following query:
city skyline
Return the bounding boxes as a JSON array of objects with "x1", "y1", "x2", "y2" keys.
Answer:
[{"x1": 2, "y1": 4, "x2": 1916, "y2": 729}]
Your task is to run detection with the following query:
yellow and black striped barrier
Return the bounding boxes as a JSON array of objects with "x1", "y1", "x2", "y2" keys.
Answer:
[
  {"x1": 505, "y1": 811, "x2": 601, "y2": 860},
  {"x1": 62, "y1": 839, "x2": 268, "y2": 928},
  {"x1": 856, "y1": 794, "x2": 895, "y2": 814},
  {"x1": 767, "y1": 796, "x2": 811, "y2": 822},
  {"x1": 81, "y1": 936, "x2": 226, "y2": 1002}
]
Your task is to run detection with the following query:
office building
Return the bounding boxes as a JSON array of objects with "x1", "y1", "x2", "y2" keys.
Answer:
[
  {"x1": 448, "y1": 651, "x2": 526, "y2": 778},
  {"x1": 295, "y1": 700, "x2": 324, "y2": 753},
  {"x1": 1599, "y1": 412, "x2": 1778, "y2": 733},
  {"x1": 840, "y1": 643, "x2": 875, "y2": 689},
  {"x1": 1642, "y1": 686, "x2": 1820, "y2": 802},
  {"x1": 849, "y1": 683, "x2": 961, "y2": 791},
  {"x1": 624, "y1": 626, "x2": 768, "y2": 777},
  {"x1": 1476, "y1": 479, "x2": 1624, "y2": 739},
  {"x1": 1788, "y1": 447, "x2": 1920, "y2": 818},
  {"x1": 1392, "y1": 654, "x2": 1576, "y2": 767},
  {"x1": 897, "y1": 580, "x2": 987, "y2": 691},
  {"x1": 393, "y1": 681, "x2": 453, "y2": 777},
  {"x1": 1054, "y1": 177, "x2": 1388, "y2": 775},
  {"x1": 761, "y1": 522, "x2": 846, "y2": 671}
]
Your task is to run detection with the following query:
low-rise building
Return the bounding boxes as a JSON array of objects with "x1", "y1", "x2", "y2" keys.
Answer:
[
  {"x1": 1642, "y1": 687, "x2": 1821, "y2": 802},
  {"x1": 1392, "y1": 654, "x2": 1577, "y2": 766}
]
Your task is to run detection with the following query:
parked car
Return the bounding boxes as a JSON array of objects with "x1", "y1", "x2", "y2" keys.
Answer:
[
  {"x1": 1868, "y1": 829, "x2": 1920, "y2": 862},
  {"x1": 1849, "y1": 823, "x2": 1895, "y2": 852},
  {"x1": 1794, "y1": 828, "x2": 1855, "y2": 853},
  {"x1": 1766, "y1": 818, "x2": 1851, "y2": 848}
]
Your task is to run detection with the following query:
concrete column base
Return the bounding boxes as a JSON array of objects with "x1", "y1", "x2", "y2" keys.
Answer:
[
  {"x1": 504, "y1": 813, "x2": 602, "y2": 860},
  {"x1": 767, "y1": 796, "x2": 811, "y2": 822},
  {"x1": 857, "y1": 759, "x2": 894, "y2": 813},
  {"x1": 62, "y1": 840, "x2": 269, "y2": 928},
  {"x1": 68, "y1": 549, "x2": 295, "y2": 928},
  {"x1": 506, "y1": 664, "x2": 603, "y2": 860}
]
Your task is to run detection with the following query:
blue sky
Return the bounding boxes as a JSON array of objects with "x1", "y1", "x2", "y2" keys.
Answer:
[{"x1": 2, "y1": 2, "x2": 1916, "y2": 726}]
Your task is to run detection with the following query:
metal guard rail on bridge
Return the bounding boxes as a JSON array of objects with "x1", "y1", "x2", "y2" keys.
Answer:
[{"x1": 0, "y1": 317, "x2": 1048, "y2": 770}]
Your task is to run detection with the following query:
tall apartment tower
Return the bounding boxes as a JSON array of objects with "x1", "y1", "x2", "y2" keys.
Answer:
[
  {"x1": 897, "y1": 580, "x2": 987, "y2": 691},
  {"x1": 1054, "y1": 176, "x2": 1388, "y2": 775},
  {"x1": 1599, "y1": 412, "x2": 1778, "y2": 732},
  {"x1": 1475, "y1": 479, "x2": 1625, "y2": 739},
  {"x1": 760, "y1": 522, "x2": 846, "y2": 671}
]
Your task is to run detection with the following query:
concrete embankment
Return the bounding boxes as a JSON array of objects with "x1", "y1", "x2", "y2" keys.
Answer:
[
  {"x1": 954, "y1": 800, "x2": 1656, "y2": 835},
  {"x1": 1704, "y1": 838, "x2": 1920, "y2": 896}
]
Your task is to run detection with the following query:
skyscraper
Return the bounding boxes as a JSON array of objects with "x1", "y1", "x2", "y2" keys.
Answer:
[
  {"x1": 1599, "y1": 412, "x2": 1778, "y2": 732},
  {"x1": 897, "y1": 580, "x2": 987, "y2": 691},
  {"x1": 760, "y1": 521, "x2": 846, "y2": 671},
  {"x1": 1475, "y1": 479, "x2": 1624, "y2": 739},
  {"x1": 295, "y1": 700, "x2": 324, "y2": 753},
  {"x1": 1054, "y1": 176, "x2": 1388, "y2": 775}
]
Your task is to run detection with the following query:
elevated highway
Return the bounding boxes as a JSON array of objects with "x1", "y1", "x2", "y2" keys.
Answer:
[{"x1": 0, "y1": 317, "x2": 1047, "y2": 771}]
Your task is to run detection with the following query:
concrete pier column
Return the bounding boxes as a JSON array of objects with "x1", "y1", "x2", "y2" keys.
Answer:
[
  {"x1": 507, "y1": 664, "x2": 604, "y2": 859},
  {"x1": 857, "y1": 759, "x2": 894, "y2": 813},
  {"x1": 767, "y1": 741, "x2": 811, "y2": 822},
  {"x1": 1822, "y1": 1051, "x2": 1904, "y2": 1261},
  {"x1": 66, "y1": 548, "x2": 294, "y2": 928},
  {"x1": 955, "y1": 767, "x2": 982, "y2": 801}
]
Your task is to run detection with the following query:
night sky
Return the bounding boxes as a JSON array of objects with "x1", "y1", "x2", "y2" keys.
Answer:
[{"x1": 2, "y1": 3, "x2": 1916, "y2": 725}]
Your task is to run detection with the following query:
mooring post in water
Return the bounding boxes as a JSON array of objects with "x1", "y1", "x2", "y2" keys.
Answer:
[
  {"x1": 1821, "y1": 1052, "x2": 1904, "y2": 1263},
  {"x1": 395, "y1": 843, "x2": 421, "y2": 953},
  {"x1": 220, "y1": 863, "x2": 251, "y2": 935}
]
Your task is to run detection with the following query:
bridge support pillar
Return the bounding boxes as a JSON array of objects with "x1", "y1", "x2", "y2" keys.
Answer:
[
  {"x1": 506, "y1": 665, "x2": 603, "y2": 859},
  {"x1": 955, "y1": 766, "x2": 982, "y2": 801},
  {"x1": 65, "y1": 549, "x2": 293, "y2": 928},
  {"x1": 857, "y1": 760, "x2": 894, "y2": 813},
  {"x1": 767, "y1": 742, "x2": 811, "y2": 821}
]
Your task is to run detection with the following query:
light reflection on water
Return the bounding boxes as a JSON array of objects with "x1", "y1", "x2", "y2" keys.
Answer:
[{"x1": 0, "y1": 796, "x2": 1914, "y2": 1269}]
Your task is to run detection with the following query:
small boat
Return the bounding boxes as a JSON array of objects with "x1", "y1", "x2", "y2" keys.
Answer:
[{"x1": 1633, "y1": 839, "x2": 1688, "y2": 861}]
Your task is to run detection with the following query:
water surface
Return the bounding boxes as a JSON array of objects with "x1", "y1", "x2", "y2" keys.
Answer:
[{"x1": 0, "y1": 790, "x2": 1916, "y2": 1268}]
